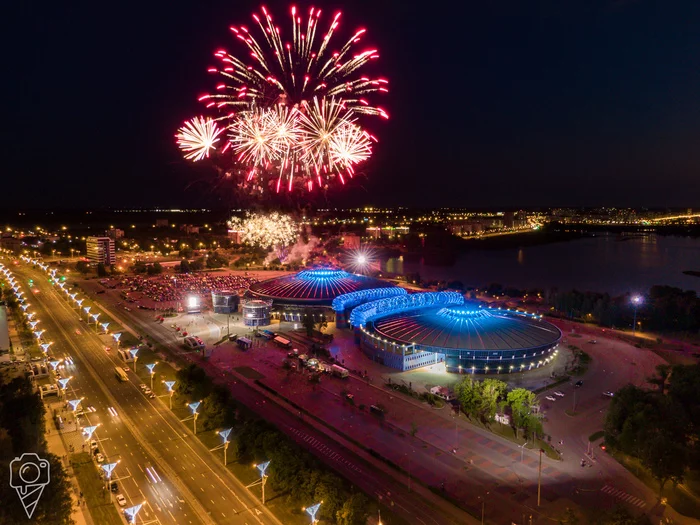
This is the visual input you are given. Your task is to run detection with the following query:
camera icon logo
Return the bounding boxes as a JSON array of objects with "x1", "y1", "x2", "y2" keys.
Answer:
[{"x1": 9, "y1": 453, "x2": 51, "y2": 519}]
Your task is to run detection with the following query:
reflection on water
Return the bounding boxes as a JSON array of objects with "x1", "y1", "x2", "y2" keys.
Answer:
[{"x1": 382, "y1": 234, "x2": 700, "y2": 294}]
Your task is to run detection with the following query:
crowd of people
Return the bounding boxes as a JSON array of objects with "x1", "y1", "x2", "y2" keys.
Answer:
[{"x1": 116, "y1": 273, "x2": 259, "y2": 304}]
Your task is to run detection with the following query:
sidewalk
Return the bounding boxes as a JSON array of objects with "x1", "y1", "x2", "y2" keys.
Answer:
[{"x1": 43, "y1": 403, "x2": 93, "y2": 525}]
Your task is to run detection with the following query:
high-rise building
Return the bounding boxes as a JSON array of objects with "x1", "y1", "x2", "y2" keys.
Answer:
[{"x1": 86, "y1": 236, "x2": 116, "y2": 266}]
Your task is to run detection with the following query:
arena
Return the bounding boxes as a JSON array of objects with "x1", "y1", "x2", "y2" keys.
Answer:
[
  {"x1": 349, "y1": 292, "x2": 562, "y2": 373},
  {"x1": 247, "y1": 268, "x2": 395, "y2": 322}
]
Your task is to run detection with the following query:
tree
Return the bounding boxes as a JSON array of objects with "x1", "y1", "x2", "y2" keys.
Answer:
[
  {"x1": 479, "y1": 378, "x2": 507, "y2": 422},
  {"x1": 647, "y1": 364, "x2": 671, "y2": 393},
  {"x1": 132, "y1": 261, "x2": 148, "y2": 274},
  {"x1": 96, "y1": 262, "x2": 108, "y2": 277},
  {"x1": 206, "y1": 252, "x2": 229, "y2": 269},
  {"x1": 146, "y1": 262, "x2": 163, "y2": 275},
  {"x1": 179, "y1": 259, "x2": 191, "y2": 274},
  {"x1": 302, "y1": 308, "x2": 316, "y2": 337},
  {"x1": 75, "y1": 260, "x2": 89, "y2": 274},
  {"x1": 179, "y1": 247, "x2": 194, "y2": 259},
  {"x1": 336, "y1": 493, "x2": 369, "y2": 525},
  {"x1": 507, "y1": 388, "x2": 538, "y2": 439},
  {"x1": 454, "y1": 377, "x2": 481, "y2": 419},
  {"x1": 190, "y1": 257, "x2": 205, "y2": 271}
]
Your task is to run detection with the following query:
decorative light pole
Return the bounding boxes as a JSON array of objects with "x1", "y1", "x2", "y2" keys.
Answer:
[
  {"x1": 145, "y1": 363, "x2": 157, "y2": 390},
  {"x1": 303, "y1": 502, "x2": 323, "y2": 524},
  {"x1": 82, "y1": 425, "x2": 99, "y2": 442},
  {"x1": 49, "y1": 360, "x2": 62, "y2": 371},
  {"x1": 101, "y1": 461, "x2": 120, "y2": 492},
  {"x1": 40, "y1": 342, "x2": 53, "y2": 354},
  {"x1": 210, "y1": 428, "x2": 233, "y2": 466},
  {"x1": 75, "y1": 299, "x2": 84, "y2": 310},
  {"x1": 162, "y1": 381, "x2": 176, "y2": 409},
  {"x1": 91, "y1": 313, "x2": 100, "y2": 327},
  {"x1": 129, "y1": 348, "x2": 139, "y2": 372},
  {"x1": 29, "y1": 321, "x2": 40, "y2": 330},
  {"x1": 112, "y1": 332, "x2": 122, "y2": 347},
  {"x1": 124, "y1": 503, "x2": 144, "y2": 524},
  {"x1": 34, "y1": 330, "x2": 45, "y2": 341},
  {"x1": 83, "y1": 306, "x2": 91, "y2": 320},
  {"x1": 183, "y1": 401, "x2": 201, "y2": 434},
  {"x1": 58, "y1": 377, "x2": 72, "y2": 398},
  {"x1": 101, "y1": 322, "x2": 109, "y2": 334},
  {"x1": 631, "y1": 295, "x2": 642, "y2": 333},
  {"x1": 67, "y1": 398, "x2": 84, "y2": 413}
]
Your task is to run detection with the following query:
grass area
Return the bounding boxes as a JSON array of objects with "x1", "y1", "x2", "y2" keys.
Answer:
[
  {"x1": 588, "y1": 430, "x2": 604, "y2": 442},
  {"x1": 70, "y1": 452, "x2": 123, "y2": 525},
  {"x1": 608, "y1": 448, "x2": 700, "y2": 519},
  {"x1": 485, "y1": 422, "x2": 559, "y2": 460}
]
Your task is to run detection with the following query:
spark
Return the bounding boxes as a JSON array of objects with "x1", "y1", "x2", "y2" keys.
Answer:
[{"x1": 176, "y1": 117, "x2": 224, "y2": 161}]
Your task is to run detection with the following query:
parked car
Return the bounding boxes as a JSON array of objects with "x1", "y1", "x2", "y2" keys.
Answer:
[
  {"x1": 602, "y1": 391, "x2": 615, "y2": 398},
  {"x1": 90, "y1": 440, "x2": 98, "y2": 450},
  {"x1": 122, "y1": 367, "x2": 130, "y2": 373},
  {"x1": 575, "y1": 380, "x2": 584, "y2": 387},
  {"x1": 554, "y1": 391, "x2": 565, "y2": 397},
  {"x1": 139, "y1": 384, "x2": 147, "y2": 391},
  {"x1": 545, "y1": 395, "x2": 557, "y2": 402},
  {"x1": 95, "y1": 453, "x2": 104, "y2": 463},
  {"x1": 116, "y1": 494, "x2": 127, "y2": 507},
  {"x1": 110, "y1": 481, "x2": 118, "y2": 493},
  {"x1": 588, "y1": 340, "x2": 598, "y2": 344}
]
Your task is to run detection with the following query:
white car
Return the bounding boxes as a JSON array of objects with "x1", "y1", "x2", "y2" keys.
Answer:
[
  {"x1": 603, "y1": 391, "x2": 615, "y2": 398},
  {"x1": 122, "y1": 367, "x2": 130, "y2": 374},
  {"x1": 144, "y1": 387, "x2": 152, "y2": 395},
  {"x1": 545, "y1": 396, "x2": 557, "y2": 402},
  {"x1": 95, "y1": 453, "x2": 105, "y2": 463},
  {"x1": 90, "y1": 440, "x2": 98, "y2": 450},
  {"x1": 139, "y1": 384, "x2": 147, "y2": 391},
  {"x1": 554, "y1": 391, "x2": 565, "y2": 397},
  {"x1": 116, "y1": 494, "x2": 127, "y2": 507}
]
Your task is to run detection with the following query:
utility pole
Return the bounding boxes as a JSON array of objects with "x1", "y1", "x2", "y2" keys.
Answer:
[{"x1": 537, "y1": 449, "x2": 543, "y2": 506}]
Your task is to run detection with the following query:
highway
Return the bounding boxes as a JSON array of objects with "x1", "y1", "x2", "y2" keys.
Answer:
[{"x1": 15, "y1": 262, "x2": 282, "y2": 525}]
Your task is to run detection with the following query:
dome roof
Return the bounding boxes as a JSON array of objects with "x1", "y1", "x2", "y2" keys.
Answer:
[
  {"x1": 372, "y1": 304, "x2": 561, "y2": 352},
  {"x1": 248, "y1": 268, "x2": 394, "y2": 305}
]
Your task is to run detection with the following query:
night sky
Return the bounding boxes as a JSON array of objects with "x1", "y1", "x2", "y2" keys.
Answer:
[{"x1": 4, "y1": 0, "x2": 700, "y2": 209}]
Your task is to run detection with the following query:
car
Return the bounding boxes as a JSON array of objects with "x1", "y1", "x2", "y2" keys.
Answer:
[
  {"x1": 122, "y1": 367, "x2": 130, "y2": 373},
  {"x1": 95, "y1": 453, "x2": 104, "y2": 463},
  {"x1": 345, "y1": 393, "x2": 354, "y2": 401},
  {"x1": 545, "y1": 395, "x2": 557, "y2": 402},
  {"x1": 575, "y1": 380, "x2": 583, "y2": 387},
  {"x1": 75, "y1": 329, "x2": 81, "y2": 335},
  {"x1": 90, "y1": 440, "x2": 98, "y2": 450},
  {"x1": 553, "y1": 391, "x2": 565, "y2": 397},
  {"x1": 104, "y1": 346, "x2": 111, "y2": 352},
  {"x1": 139, "y1": 384, "x2": 147, "y2": 391},
  {"x1": 588, "y1": 340, "x2": 598, "y2": 344},
  {"x1": 144, "y1": 387, "x2": 152, "y2": 395},
  {"x1": 116, "y1": 494, "x2": 127, "y2": 507},
  {"x1": 110, "y1": 481, "x2": 118, "y2": 493},
  {"x1": 602, "y1": 391, "x2": 615, "y2": 398}
]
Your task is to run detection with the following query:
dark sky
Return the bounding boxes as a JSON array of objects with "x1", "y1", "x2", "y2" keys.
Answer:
[{"x1": 4, "y1": 0, "x2": 700, "y2": 209}]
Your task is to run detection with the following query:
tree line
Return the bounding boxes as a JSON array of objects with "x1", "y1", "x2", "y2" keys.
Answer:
[
  {"x1": 604, "y1": 363, "x2": 700, "y2": 494},
  {"x1": 175, "y1": 364, "x2": 370, "y2": 524}
]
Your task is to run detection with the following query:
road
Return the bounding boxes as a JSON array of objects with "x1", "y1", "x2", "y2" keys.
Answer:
[{"x1": 15, "y1": 263, "x2": 282, "y2": 525}]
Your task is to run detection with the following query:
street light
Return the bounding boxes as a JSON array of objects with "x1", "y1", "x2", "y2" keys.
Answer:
[
  {"x1": 101, "y1": 322, "x2": 109, "y2": 334},
  {"x1": 57, "y1": 377, "x2": 72, "y2": 398},
  {"x1": 303, "y1": 502, "x2": 323, "y2": 524},
  {"x1": 40, "y1": 342, "x2": 53, "y2": 354},
  {"x1": 83, "y1": 306, "x2": 91, "y2": 320},
  {"x1": 162, "y1": 381, "x2": 176, "y2": 409},
  {"x1": 112, "y1": 332, "x2": 122, "y2": 347},
  {"x1": 145, "y1": 363, "x2": 157, "y2": 390},
  {"x1": 478, "y1": 492, "x2": 489, "y2": 525},
  {"x1": 631, "y1": 295, "x2": 642, "y2": 333},
  {"x1": 210, "y1": 428, "x2": 233, "y2": 466},
  {"x1": 91, "y1": 313, "x2": 100, "y2": 327},
  {"x1": 124, "y1": 503, "x2": 144, "y2": 524},
  {"x1": 246, "y1": 460, "x2": 270, "y2": 503},
  {"x1": 183, "y1": 401, "x2": 201, "y2": 434},
  {"x1": 129, "y1": 348, "x2": 139, "y2": 372}
]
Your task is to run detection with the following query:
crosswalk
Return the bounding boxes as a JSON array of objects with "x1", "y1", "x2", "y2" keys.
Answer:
[
  {"x1": 289, "y1": 427, "x2": 363, "y2": 474},
  {"x1": 601, "y1": 485, "x2": 646, "y2": 508}
]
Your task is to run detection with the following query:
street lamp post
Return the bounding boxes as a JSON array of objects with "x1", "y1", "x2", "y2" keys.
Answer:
[
  {"x1": 145, "y1": 363, "x2": 157, "y2": 390},
  {"x1": 83, "y1": 306, "x2": 91, "y2": 320},
  {"x1": 478, "y1": 492, "x2": 489, "y2": 525},
  {"x1": 129, "y1": 349, "x2": 139, "y2": 372},
  {"x1": 210, "y1": 428, "x2": 233, "y2": 466},
  {"x1": 631, "y1": 295, "x2": 642, "y2": 333},
  {"x1": 537, "y1": 448, "x2": 544, "y2": 506},
  {"x1": 303, "y1": 502, "x2": 322, "y2": 525},
  {"x1": 182, "y1": 401, "x2": 201, "y2": 434},
  {"x1": 162, "y1": 381, "x2": 176, "y2": 409},
  {"x1": 112, "y1": 332, "x2": 121, "y2": 347}
]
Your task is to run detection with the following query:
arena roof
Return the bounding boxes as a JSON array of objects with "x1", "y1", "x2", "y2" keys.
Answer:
[
  {"x1": 371, "y1": 303, "x2": 561, "y2": 352},
  {"x1": 248, "y1": 268, "x2": 394, "y2": 305}
]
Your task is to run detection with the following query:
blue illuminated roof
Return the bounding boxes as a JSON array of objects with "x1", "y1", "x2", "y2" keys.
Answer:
[
  {"x1": 332, "y1": 287, "x2": 407, "y2": 312},
  {"x1": 371, "y1": 302, "x2": 561, "y2": 351},
  {"x1": 248, "y1": 267, "x2": 394, "y2": 305},
  {"x1": 349, "y1": 292, "x2": 464, "y2": 327}
]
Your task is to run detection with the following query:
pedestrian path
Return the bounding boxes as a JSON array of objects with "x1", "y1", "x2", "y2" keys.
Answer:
[
  {"x1": 288, "y1": 426, "x2": 363, "y2": 474},
  {"x1": 601, "y1": 485, "x2": 646, "y2": 508}
]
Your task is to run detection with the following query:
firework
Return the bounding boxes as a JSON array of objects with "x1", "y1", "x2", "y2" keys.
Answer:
[
  {"x1": 176, "y1": 117, "x2": 224, "y2": 161},
  {"x1": 178, "y1": 5, "x2": 388, "y2": 193},
  {"x1": 228, "y1": 212, "x2": 299, "y2": 251}
]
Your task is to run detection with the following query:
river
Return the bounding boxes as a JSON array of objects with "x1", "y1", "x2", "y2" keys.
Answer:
[{"x1": 381, "y1": 234, "x2": 700, "y2": 295}]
